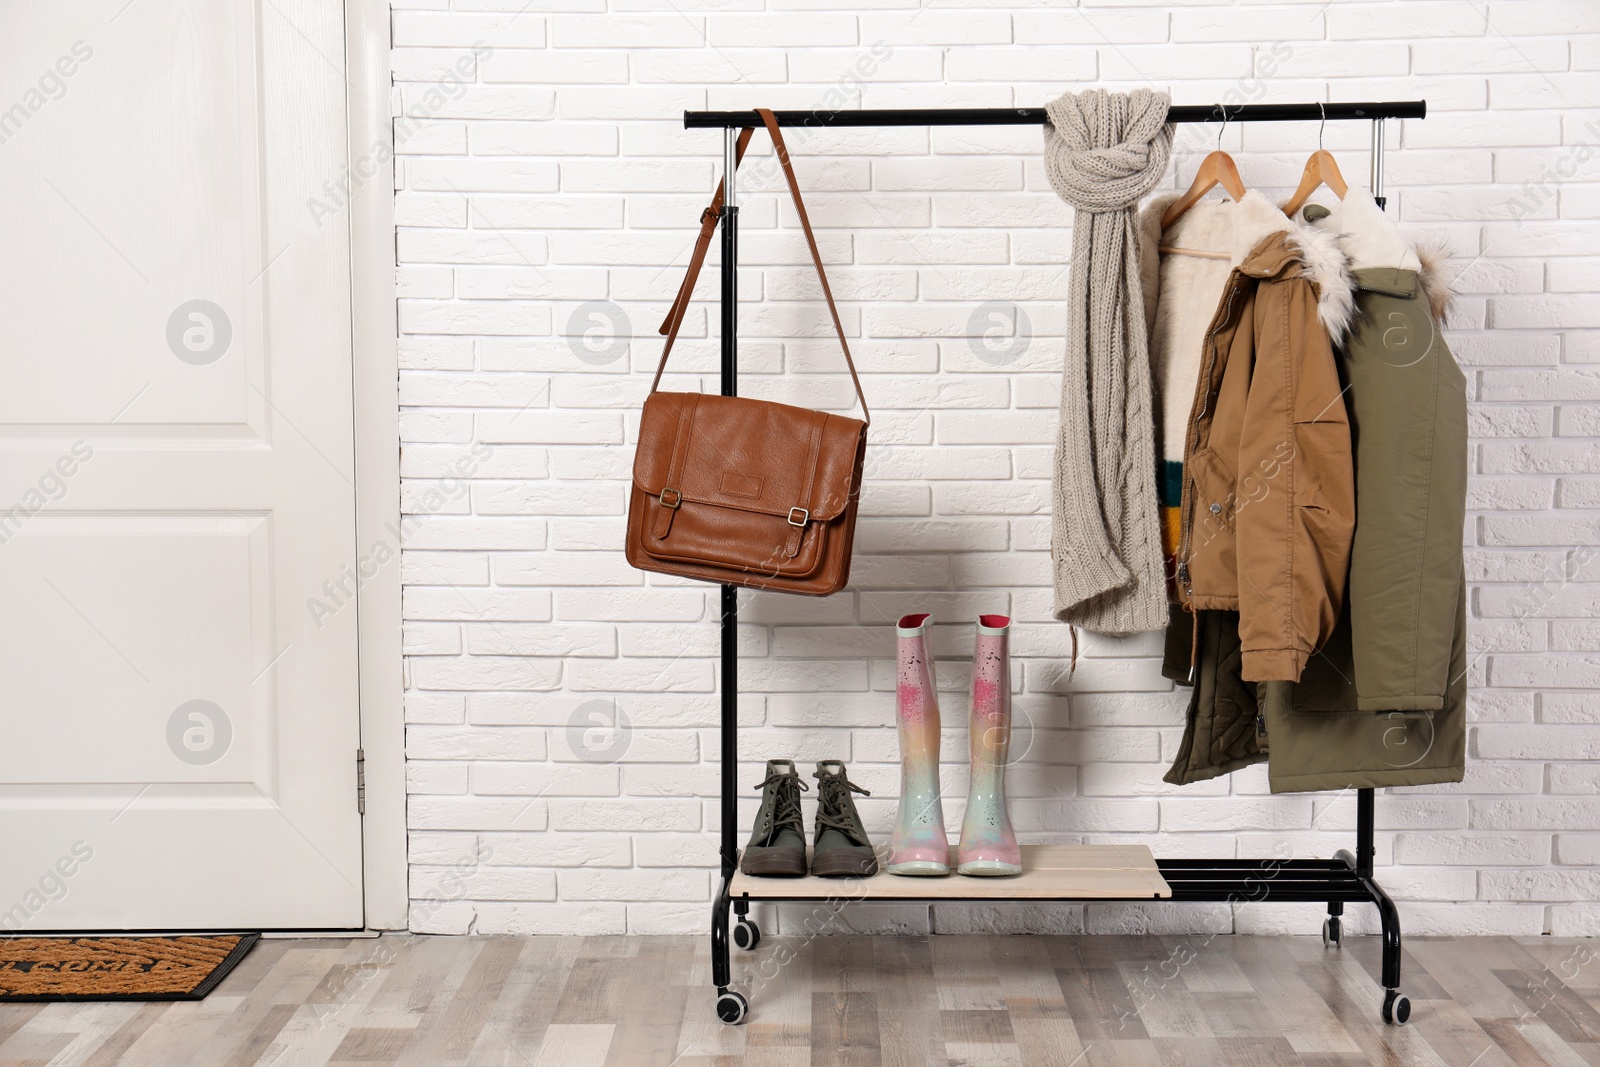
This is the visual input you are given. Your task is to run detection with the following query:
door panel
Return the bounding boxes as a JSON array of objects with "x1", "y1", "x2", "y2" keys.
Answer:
[
  {"x1": 0, "y1": 0, "x2": 363, "y2": 929},
  {"x1": 1, "y1": 3, "x2": 258, "y2": 430}
]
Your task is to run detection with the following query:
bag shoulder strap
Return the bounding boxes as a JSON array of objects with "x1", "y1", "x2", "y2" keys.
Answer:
[
  {"x1": 650, "y1": 108, "x2": 870, "y2": 425},
  {"x1": 655, "y1": 125, "x2": 752, "y2": 356}
]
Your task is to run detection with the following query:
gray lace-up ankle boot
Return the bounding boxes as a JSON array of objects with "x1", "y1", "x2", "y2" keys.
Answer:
[
  {"x1": 811, "y1": 761, "x2": 879, "y2": 878},
  {"x1": 740, "y1": 759, "x2": 809, "y2": 877}
]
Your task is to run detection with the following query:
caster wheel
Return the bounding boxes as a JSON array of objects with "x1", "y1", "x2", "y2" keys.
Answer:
[
  {"x1": 732, "y1": 918, "x2": 761, "y2": 951},
  {"x1": 1322, "y1": 917, "x2": 1342, "y2": 947},
  {"x1": 1382, "y1": 990, "x2": 1410, "y2": 1026},
  {"x1": 716, "y1": 990, "x2": 749, "y2": 1025}
]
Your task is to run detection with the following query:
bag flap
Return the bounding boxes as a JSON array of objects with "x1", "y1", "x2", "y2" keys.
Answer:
[{"x1": 634, "y1": 391, "x2": 865, "y2": 521}]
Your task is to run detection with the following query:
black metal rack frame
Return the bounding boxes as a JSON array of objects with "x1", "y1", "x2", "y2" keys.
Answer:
[{"x1": 694, "y1": 100, "x2": 1426, "y2": 1028}]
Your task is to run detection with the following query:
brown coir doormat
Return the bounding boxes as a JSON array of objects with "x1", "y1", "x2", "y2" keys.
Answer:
[{"x1": 0, "y1": 934, "x2": 259, "y2": 1001}]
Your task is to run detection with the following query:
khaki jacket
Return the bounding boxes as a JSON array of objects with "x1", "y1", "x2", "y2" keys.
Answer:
[{"x1": 1175, "y1": 230, "x2": 1357, "y2": 683}]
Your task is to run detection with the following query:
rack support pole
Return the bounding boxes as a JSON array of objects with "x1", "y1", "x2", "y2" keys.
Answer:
[
  {"x1": 718, "y1": 125, "x2": 740, "y2": 877},
  {"x1": 1356, "y1": 116, "x2": 1387, "y2": 885},
  {"x1": 1360, "y1": 116, "x2": 1405, "y2": 1016},
  {"x1": 712, "y1": 125, "x2": 740, "y2": 1000},
  {"x1": 1356, "y1": 789, "x2": 1375, "y2": 878},
  {"x1": 1370, "y1": 117, "x2": 1387, "y2": 208}
]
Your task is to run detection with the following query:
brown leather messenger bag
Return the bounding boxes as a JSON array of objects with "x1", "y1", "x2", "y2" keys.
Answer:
[{"x1": 625, "y1": 108, "x2": 869, "y2": 597}]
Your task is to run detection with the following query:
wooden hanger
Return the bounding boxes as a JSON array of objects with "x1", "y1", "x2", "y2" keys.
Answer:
[
  {"x1": 1160, "y1": 113, "x2": 1248, "y2": 230},
  {"x1": 1280, "y1": 149, "x2": 1348, "y2": 215},
  {"x1": 1159, "y1": 150, "x2": 1247, "y2": 230},
  {"x1": 1281, "y1": 106, "x2": 1348, "y2": 215}
]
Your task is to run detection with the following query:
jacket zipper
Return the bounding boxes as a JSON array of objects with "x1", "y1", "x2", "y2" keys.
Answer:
[{"x1": 1176, "y1": 272, "x2": 1245, "y2": 606}]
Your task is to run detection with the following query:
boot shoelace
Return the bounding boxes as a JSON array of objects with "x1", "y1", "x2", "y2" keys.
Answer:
[
  {"x1": 814, "y1": 770, "x2": 871, "y2": 840},
  {"x1": 754, "y1": 769, "x2": 807, "y2": 840}
]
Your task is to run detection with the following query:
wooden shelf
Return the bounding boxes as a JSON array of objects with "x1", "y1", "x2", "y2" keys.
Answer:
[{"x1": 729, "y1": 844, "x2": 1171, "y2": 901}]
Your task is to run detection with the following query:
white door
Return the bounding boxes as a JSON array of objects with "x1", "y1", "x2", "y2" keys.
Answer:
[{"x1": 0, "y1": 0, "x2": 364, "y2": 929}]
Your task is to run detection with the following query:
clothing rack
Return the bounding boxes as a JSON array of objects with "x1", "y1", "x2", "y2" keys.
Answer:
[
  {"x1": 686, "y1": 99, "x2": 1425, "y2": 128},
  {"x1": 693, "y1": 99, "x2": 1426, "y2": 1028}
]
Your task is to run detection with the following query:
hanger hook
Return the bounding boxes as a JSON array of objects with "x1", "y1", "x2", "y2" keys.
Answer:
[
  {"x1": 1318, "y1": 102, "x2": 1326, "y2": 151},
  {"x1": 1217, "y1": 111, "x2": 1227, "y2": 150}
]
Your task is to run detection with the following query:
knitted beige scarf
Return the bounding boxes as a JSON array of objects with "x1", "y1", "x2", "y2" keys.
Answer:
[{"x1": 1043, "y1": 88, "x2": 1172, "y2": 636}]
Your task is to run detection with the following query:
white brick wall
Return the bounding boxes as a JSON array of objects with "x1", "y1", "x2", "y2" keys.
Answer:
[{"x1": 393, "y1": 0, "x2": 1600, "y2": 938}]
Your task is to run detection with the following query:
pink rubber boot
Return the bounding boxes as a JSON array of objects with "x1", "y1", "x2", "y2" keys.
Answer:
[
  {"x1": 957, "y1": 614, "x2": 1023, "y2": 876},
  {"x1": 887, "y1": 613, "x2": 951, "y2": 876}
]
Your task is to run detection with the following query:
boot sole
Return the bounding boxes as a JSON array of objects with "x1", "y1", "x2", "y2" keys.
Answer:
[
  {"x1": 886, "y1": 861, "x2": 950, "y2": 877},
  {"x1": 741, "y1": 852, "x2": 807, "y2": 877},
  {"x1": 957, "y1": 859, "x2": 1022, "y2": 877},
  {"x1": 811, "y1": 855, "x2": 879, "y2": 878}
]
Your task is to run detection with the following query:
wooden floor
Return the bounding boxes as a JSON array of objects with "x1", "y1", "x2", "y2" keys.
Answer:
[{"x1": 0, "y1": 933, "x2": 1596, "y2": 1066}]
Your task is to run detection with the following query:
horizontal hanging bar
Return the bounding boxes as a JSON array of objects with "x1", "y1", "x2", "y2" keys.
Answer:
[{"x1": 683, "y1": 100, "x2": 1425, "y2": 129}]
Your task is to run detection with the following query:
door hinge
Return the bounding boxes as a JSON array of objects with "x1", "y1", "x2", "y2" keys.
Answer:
[{"x1": 356, "y1": 748, "x2": 366, "y2": 815}]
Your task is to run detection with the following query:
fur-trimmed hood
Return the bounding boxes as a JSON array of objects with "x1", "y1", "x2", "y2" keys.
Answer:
[
  {"x1": 1414, "y1": 243, "x2": 1456, "y2": 325},
  {"x1": 1137, "y1": 188, "x2": 1357, "y2": 344},
  {"x1": 1297, "y1": 188, "x2": 1457, "y2": 325}
]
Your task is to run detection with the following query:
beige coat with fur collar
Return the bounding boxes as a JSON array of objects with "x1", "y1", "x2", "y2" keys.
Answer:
[
  {"x1": 1142, "y1": 195, "x2": 1359, "y2": 683},
  {"x1": 1138, "y1": 190, "x2": 1356, "y2": 467}
]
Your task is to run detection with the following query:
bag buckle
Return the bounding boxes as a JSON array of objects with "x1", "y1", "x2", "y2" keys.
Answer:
[
  {"x1": 700, "y1": 206, "x2": 718, "y2": 228},
  {"x1": 659, "y1": 487, "x2": 683, "y2": 509},
  {"x1": 787, "y1": 507, "x2": 808, "y2": 527}
]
